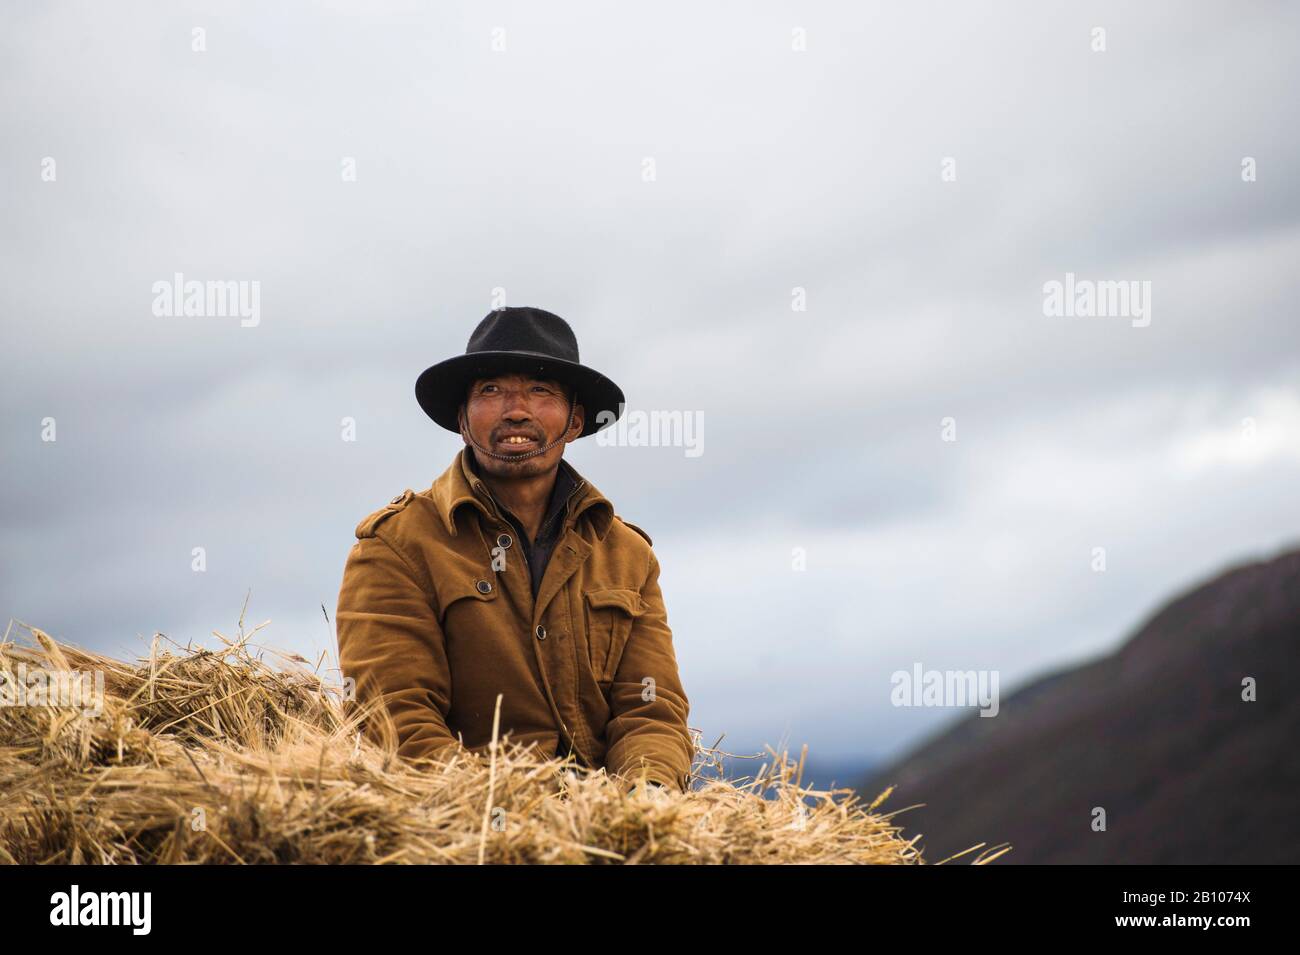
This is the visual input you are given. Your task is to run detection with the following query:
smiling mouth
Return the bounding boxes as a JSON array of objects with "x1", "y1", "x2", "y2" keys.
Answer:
[{"x1": 496, "y1": 435, "x2": 539, "y2": 451}]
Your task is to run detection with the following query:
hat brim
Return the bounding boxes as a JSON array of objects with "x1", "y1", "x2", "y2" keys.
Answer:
[{"x1": 415, "y1": 351, "x2": 625, "y2": 438}]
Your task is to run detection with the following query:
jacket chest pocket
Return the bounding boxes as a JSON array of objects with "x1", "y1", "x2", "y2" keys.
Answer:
[
  {"x1": 439, "y1": 575, "x2": 500, "y2": 638},
  {"x1": 582, "y1": 588, "x2": 646, "y2": 683}
]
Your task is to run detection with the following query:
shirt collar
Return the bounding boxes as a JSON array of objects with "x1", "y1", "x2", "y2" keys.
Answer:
[
  {"x1": 432, "y1": 445, "x2": 613, "y2": 540},
  {"x1": 468, "y1": 448, "x2": 580, "y2": 536}
]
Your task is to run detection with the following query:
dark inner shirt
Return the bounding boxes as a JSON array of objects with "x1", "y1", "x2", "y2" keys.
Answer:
[{"x1": 467, "y1": 450, "x2": 583, "y2": 598}]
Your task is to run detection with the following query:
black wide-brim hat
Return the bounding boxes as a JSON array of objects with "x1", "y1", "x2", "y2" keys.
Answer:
[{"x1": 415, "y1": 307, "x2": 625, "y2": 438}]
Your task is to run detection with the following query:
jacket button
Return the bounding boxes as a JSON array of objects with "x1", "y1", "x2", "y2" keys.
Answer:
[
  {"x1": 497, "y1": 533, "x2": 513, "y2": 549},
  {"x1": 476, "y1": 579, "x2": 492, "y2": 594},
  {"x1": 535, "y1": 625, "x2": 547, "y2": 640}
]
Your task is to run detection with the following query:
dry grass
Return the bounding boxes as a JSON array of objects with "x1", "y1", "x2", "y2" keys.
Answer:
[{"x1": 0, "y1": 620, "x2": 1008, "y2": 865}]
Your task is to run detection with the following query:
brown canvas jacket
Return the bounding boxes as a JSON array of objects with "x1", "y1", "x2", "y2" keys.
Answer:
[{"x1": 336, "y1": 446, "x2": 694, "y2": 791}]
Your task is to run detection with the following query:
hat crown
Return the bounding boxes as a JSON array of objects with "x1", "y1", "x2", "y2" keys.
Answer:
[{"x1": 466, "y1": 307, "x2": 579, "y2": 363}]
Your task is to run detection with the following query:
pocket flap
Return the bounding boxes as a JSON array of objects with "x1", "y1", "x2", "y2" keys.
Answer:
[
  {"x1": 584, "y1": 588, "x2": 646, "y2": 617},
  {"x1": 439, "y1": 575, "x2": 499, "y2": 617}
]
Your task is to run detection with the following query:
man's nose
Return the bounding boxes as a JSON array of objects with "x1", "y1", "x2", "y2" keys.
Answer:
[{"x1": 500, "y1": 386, "x2": 532, "y2": 417}]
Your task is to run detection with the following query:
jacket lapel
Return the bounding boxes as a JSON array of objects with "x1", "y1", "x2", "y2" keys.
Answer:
[{"x1": 430, "y1": 447, "x2": 617, "y2": 623}]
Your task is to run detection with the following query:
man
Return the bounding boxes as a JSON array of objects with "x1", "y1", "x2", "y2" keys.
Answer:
[{"x1": 335, "y1": 306, "x2": 693, "y2": 794}]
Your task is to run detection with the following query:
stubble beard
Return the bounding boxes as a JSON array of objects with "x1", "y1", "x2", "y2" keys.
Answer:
[{"x1": 471, "y1": 445, "x2": 557, "y2": 479}]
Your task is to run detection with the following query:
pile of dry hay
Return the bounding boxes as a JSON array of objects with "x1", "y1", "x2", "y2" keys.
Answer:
[{"x1": 0, "y1": 621, "x2": 1006, "y2": 865}]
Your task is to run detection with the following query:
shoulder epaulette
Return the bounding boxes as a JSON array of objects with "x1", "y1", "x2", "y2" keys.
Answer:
[
  {"x1": 617, "y1": 516, "x2": 653, "y2": 547},
  {"x1": 355, "y1": 489, "x2": 415, "y2": 539}
]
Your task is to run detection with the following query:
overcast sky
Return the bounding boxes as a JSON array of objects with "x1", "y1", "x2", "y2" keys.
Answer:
[{"x1": 3, "y1": 1, "x2": 1298, "y2": 766}]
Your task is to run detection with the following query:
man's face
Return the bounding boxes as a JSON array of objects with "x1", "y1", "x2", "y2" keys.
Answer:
[{"x1": 460, "y1": 371, "x2": 585, "y2": 478}]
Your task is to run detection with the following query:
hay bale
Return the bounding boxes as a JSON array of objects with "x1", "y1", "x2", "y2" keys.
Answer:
[{"x1": 0, "y1": 622, "x2": 1006, "y2": 864}]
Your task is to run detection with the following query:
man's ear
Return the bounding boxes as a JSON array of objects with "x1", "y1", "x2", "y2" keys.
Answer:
[{"x1": 567, "y1": 398, "x2": 585, "y2": 441}]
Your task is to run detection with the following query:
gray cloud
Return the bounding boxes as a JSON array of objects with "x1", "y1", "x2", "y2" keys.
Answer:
[{"x1": 3, "y1": 0, "x2": 1299, "y2": 763}]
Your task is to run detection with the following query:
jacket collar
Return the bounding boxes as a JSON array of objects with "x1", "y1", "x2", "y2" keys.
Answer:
[{"x1": 431, "y1": 446, "x2": 614, "y2": 541}]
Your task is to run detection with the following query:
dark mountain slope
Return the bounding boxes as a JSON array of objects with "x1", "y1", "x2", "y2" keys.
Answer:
[{"x1": 859, "y1": 549, "x2": 1300, "y2": 863}]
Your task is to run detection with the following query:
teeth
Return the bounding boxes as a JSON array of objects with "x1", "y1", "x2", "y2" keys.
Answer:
[{"x1": 503, "y1": 436, "x2": 532, "y2": 444}]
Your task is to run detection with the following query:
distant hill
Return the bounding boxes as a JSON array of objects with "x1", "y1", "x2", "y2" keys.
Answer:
[
  {"x1": 704, "y1": 753, "x2": 877, "y2": 798},
  {"x1": 859, "y1": 548, "x2": 1300, "y2": 864}
]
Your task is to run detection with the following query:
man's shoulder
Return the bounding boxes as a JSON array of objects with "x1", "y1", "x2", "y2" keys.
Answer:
[
  {"x1": 611, "y1": 514, "x2": 653, "y2": 548},
  {"x1": 354, "y1": 487, "x2": 443, "y2": 541}
]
